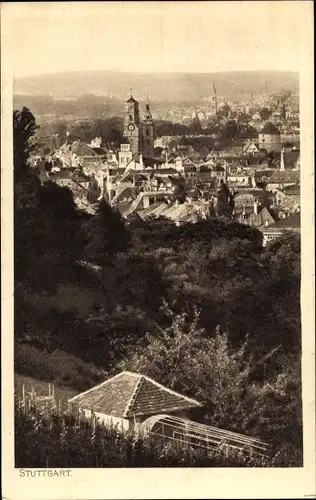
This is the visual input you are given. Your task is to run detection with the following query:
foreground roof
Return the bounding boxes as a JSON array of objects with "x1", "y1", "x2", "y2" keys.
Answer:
[
  {"x1": 69, "y1": 371, "x2": 202, "y2": 418},
  {"x1": 265, "y1": 212, "x2": 300, "y2": 230},
  {"x1": 267, "y1": 170, "x2": 300, "y2": 184},
  {"x1": 259, "y1": 122, "x2": 281, "y2": 135}
]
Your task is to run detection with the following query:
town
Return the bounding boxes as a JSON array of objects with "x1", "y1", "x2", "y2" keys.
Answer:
[
  {"x1": 31, "y1": 85, "x2": 300, "y2": 246},
  {"x1": 11, "y1": 0, "x2": 305, "y2": 475}
]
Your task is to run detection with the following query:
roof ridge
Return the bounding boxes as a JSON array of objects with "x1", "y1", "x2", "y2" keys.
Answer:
[
  {"x1": 139, "y1": 373, "x2": 202, "y2": 407},
  {"x1": 68, "y1": 372, "x2": 124, "y2": 403},
  {"x1": 123, "y1": 374, "x2": 144, "y2": 418}
]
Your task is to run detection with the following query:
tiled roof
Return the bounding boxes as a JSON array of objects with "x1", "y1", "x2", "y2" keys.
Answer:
[
  {"x1": 254, "y1": 169, "x2": 275, "y2": 181},
  {"x1": 267, "y1": 170, "x2": 300, "y2": 184},
  {"x1": 259, "y1": 122, "x2": 281, "y2": 135},
  {"x1": 266, "y1": 212, "x2": 300, "y2": 230},
  {"x1": 116, "y1": 202, "x2": 133, "y2": 216},
  {"x1": 284, "y1": 151, "x2": 300, "y2": 168},
  {"x1": 69, "y1": 372, "x2": 201, "y2": 418},
  {"x1": 71, "y1": 141, "x2": 99, "y2": 157},
  {"x1": 91, "y1": 147, "x2": 108, "y2": 156},
  {"x1": 281, "y1": 184, "x2": 300, "y2": 195},
  {"x1": 247, "y1": 207, "x2": 275, "y2": 227}
]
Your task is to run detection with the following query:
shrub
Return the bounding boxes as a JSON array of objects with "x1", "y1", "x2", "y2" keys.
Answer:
[{"x1": 15, "y1": 404, "x2": 272, "y2": 468}]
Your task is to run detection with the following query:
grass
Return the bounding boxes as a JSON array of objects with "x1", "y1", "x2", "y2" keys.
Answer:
[
  {"x1": 15, "y1": 343, "x2": 106, "y2": 392},
  {"x1": 15, "y1": 373, "x2": 78, "y2": 410}
]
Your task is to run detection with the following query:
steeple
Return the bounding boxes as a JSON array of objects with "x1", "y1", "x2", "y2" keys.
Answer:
[
  {"x1": 144, "y1": 93, "x2": 152, "y2": 120},
  {"x1": 126, "y1": 88, "x2": 138, "y2": 104}
]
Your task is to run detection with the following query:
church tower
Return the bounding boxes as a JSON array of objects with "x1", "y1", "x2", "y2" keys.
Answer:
[
  {"x1": 141, "y1": 97, "x2": 154, "y2": 158},
  {"x1": 123, "y1": 93, "x2": 141, "y2": 155}
]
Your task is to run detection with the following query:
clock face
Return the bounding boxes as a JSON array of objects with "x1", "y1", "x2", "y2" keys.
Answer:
[{"x1": 128, "y1": 124, "x2": 135, "y2": 131}]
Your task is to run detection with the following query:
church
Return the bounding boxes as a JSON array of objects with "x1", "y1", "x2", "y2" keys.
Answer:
[{"x1": 122, "y1": 93, "x2": 154, "y2": 158}]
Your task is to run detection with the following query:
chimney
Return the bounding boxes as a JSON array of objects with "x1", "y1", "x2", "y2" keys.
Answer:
[
  {"x1": 139, "y1": 154, "x2": 143, "y2": 169},
  {"x1": 242, "y1": 205, "x2": 246, "y2": 220},
  {"x1": 280, "y1": 148, "x2": 285, "y2": 171},
  {"x1": 253, "y1": 199, "x2": 258, "y2": 215}
]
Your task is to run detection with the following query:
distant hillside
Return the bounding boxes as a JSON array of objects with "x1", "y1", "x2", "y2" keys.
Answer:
[{"x1": 14, "y1": 70, "x2": 299, "y2": 103}]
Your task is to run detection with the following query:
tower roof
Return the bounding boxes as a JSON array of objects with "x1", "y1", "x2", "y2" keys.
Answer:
[
  {"x1": 259, "y1": 121, "x2": 281, "y2": 135},
  {"x1": 126, "y1": 95, "x2": 138, "y2": 104}
]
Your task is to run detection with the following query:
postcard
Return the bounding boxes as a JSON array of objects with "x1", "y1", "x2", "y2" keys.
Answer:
[{"x1": 1, "y1": 1, "x2": 315, "y2": 499}]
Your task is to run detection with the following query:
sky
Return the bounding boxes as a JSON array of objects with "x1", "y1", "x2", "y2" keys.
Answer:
[{"x1": 6, "y1": 1, "x2": 311, "y2": 78}]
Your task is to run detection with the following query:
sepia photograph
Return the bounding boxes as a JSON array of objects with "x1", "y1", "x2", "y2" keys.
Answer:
[{"x1": 1, "y1": 1, "x2": 315, "y2": 497}]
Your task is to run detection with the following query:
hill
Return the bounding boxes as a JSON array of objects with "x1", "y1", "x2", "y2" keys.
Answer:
[{"x1": 14, "y1": 70, "x2": 299, "y2": 103}]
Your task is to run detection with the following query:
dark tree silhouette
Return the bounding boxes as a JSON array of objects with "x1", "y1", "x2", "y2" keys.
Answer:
[
  {"x1": 13, "y1": 107, "x2": 37, "y2": 176},
  {"x1": 82, "y1": 199, "x2": 131, "y2": 265}
]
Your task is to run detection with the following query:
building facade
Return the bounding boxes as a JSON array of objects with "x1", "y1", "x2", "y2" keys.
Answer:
[
  {"x1": 258, "y1": 122, "x2": 281, "y2": 153},
  {"x1": 123, "y1": 94, "x2": 154, "y2": 158}
]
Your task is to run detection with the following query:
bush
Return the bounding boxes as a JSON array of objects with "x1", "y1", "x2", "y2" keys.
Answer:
[
  {"x1": 117, "y1": 307, "x2": 302, "y2": 464},
  {"x1": 15, "y1": 404, "x2": 272, "y2": 468}
]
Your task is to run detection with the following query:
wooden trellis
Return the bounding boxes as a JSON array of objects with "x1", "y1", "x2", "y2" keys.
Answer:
[{"x1": 141, "y1": 414, "x2": 269, "y2": 457}]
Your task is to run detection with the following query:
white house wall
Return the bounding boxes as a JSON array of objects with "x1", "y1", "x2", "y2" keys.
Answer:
[{"x1": 85, "y1": 410, "x2": 130, "y2": 432}]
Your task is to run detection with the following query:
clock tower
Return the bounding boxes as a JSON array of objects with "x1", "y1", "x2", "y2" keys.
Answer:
[
  {"x1": 141, "y1": 98, "x2": 154, "y2": 158},
  {"x1": 123, "y1": 93, "x2": 141, "y2": 155}
]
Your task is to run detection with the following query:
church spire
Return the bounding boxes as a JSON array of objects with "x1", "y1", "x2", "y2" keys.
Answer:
[
  {"x1": 144, "y1": 92, "x2": 152, "y2": 119},
  {"x1": 126, "y1": 88, "x2": 138, "y2": 104}
]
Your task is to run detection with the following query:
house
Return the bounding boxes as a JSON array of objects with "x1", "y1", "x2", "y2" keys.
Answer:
[
  {"x1": 233, "y1": 188, "x2": 269, "y2": 209},
  {"x1": 275, "y1": 184, "x2": 300, "y2": 218},
  {"x1": 258, "y1": 122, "x2": 281, "y2": 153},
  {"x1": 55, "y1": 140, "x2": 107, "y2": 169},
  {"x1": 227, "y1": 173, "x2": 251, "y2": 187},
  {"x1": 266, "y1": 170, "x2": 300, "y2": 192},
  {"x1": 68, "y1": 371, "x2": 202, "y2": 431},
  {"x1": 253, "y1": 169, "x2": 275, "y2": 187},
  {"x1": 47, "y1": 167, "x2": 91, "y2": 191},
  {"x1": 243, "y1": 141, "x2": 259, "y2": 155},
  {"x1": 68, "y1": 371, "x2": 269, "y2": 456},
  {"x1": 275, "y1": 184, "x2": 300, "y2": 205},
  {"x1": 247, "y1": 206, "x2": 275, "y2": 227},
  {"x1": 260, "y1": 212, "x2": 300, "y2": 246}
]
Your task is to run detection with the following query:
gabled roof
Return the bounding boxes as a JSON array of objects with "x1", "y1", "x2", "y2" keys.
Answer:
[
  {"x1": 247, "y1": 207, "x2": 275, "y2": 227},
  {"x1": 267, "y1": 170, "x2": 300, "y2": 184},
  {"x1": 69, "y1": 371, "x2": 202, "y2": 418},
  {"x1": 281, "y1": 184, "x2": 300, "y2": 195},
  {"x1": 259, "y1": 122, "x2": 281, "y2": 135},
  {"x1": 265, "y1": 212, "x2": 300, "y2": 230},
  {"x1": 284, "y1": 150, "x2": 300, "y2": 168},
  {"x1": 71, "y1": 141, "x2": 99, "y2": 157}
]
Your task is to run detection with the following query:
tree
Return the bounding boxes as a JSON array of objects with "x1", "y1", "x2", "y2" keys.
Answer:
[
  {"x1": 117, "y1": 304, "x2": 302, "y2": 457},
  {"x1": 13, "y1": 107, "x2": 37, "y2": 176},
  {"x1": 86, "y1": 176, "x2": 101, "y2": 204},
  {"x1": 14, "y1": 107, "x2": 83, "y2": 294},
  {"x1": 82, "y1": 199, "x2": 131, "y2": 265}
]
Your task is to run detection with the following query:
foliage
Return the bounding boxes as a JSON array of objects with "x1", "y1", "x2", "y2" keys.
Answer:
[
  {"x1": 14, "y1": 106, "x2": 302, "y2": 468},
  {"x1": 118, "y1": 307, "x2": 302, "y2": 461},
  {"x1": 14, "y1": 109, "x2": 84, "y2": 294},
  {"x1": 13, "y1": 107, "x2": 38, "y2": 176},
  {"x1": 15, "y1": 404, "x2": 274, "y2": 468},
  {"x1": 15, "y1": 344, "x2": 105, "y2": 392},
  {"x1": 82, "y1": 199, "x2": 131, "y2": 265}
]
